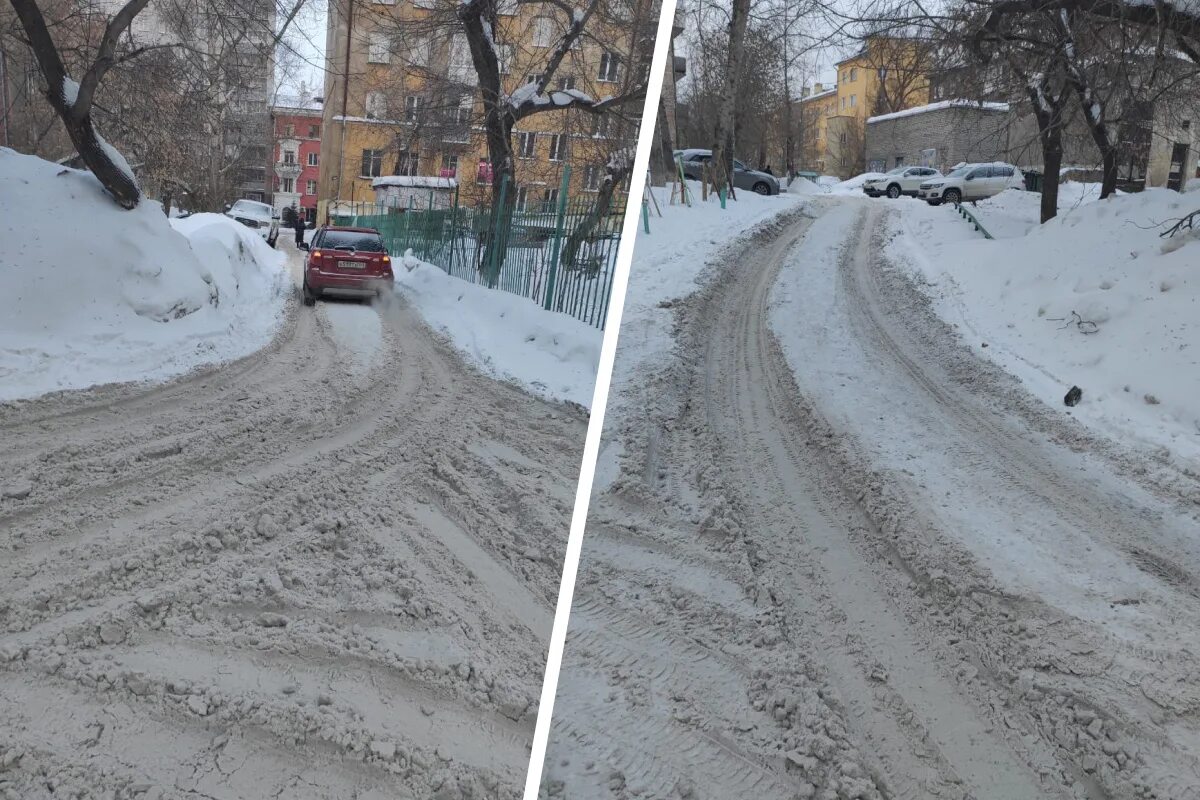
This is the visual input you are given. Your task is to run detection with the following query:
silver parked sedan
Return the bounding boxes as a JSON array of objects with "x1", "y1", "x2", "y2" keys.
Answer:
[{"x1": 674, "y1": 149, "x2": 781, "y2": 195}]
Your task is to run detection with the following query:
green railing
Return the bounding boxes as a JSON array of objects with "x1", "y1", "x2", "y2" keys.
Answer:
[
  {"x1": 332, "y1": 170, "x2": 624, "y2": 329},
  {"x1": 954, "y1": 201, "x2": 995, "y2": 240}
]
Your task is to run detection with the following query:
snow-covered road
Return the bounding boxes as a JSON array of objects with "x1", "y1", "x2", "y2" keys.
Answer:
[
  {"x1": 0, "y1": 245, "x2": 583, "y2": 800},
  {"x1": 543, "y1": 197, "x2": 1200, "y2": 799}
]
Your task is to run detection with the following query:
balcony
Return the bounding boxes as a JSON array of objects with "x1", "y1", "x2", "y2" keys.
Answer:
[{"x1": 274, "y1": 161, "x2": 302, "y2": 180}]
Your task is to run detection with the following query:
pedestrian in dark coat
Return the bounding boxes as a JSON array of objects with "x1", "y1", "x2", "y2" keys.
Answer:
[{"x1": 292, "y1": 208, "x2": 306, "y2": 247}]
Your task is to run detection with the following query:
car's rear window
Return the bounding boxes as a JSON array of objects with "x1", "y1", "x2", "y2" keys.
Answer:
[{"x1": 319, "y1": 231, "x2": 386, "y2": 252}]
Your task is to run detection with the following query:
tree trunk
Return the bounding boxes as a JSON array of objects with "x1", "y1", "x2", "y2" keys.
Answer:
[
  {"x1": 710, "y1": 0, "x2": 751, "y2": 194},
  {"x1": 8, "y1": 0, "x2": 145, "y2": 209},
  {"x1": 1026, "y1": 83, "x2": 1066, "y2": 224},
  {"x1": 560, "y1": 158, "x2": 632, "y2": 278}
]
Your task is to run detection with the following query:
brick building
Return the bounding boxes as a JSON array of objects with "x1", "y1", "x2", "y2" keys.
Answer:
[
  {"x1": 270, "y1": 90, "x2": 324, "y2": 224},
  {"x1": 864, "y1": 100, "x2": 1015, "y2": 174}
]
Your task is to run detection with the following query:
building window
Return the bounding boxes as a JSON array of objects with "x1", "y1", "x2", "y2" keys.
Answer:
[
  {"x1": 895, "y1": 156, "x2": 905, "y2": 167},
  {"x1": 850, "y1": 67, "x2": 858, "y2": 81},
  {"x1": 839, "y1": 132, "x2": 846, "y2": 143},
  {"x1": 360, "y1": 149, "x2": 384, "y2": 177},
  {"x1": 548, "y1": 133, "x2": 566, "y2": 161},
  {"x1": 557, "y1": 74, "x2": 576, "y2": 91},
  {"x1": 368, "y1": 32, "x2": 391, "y2": 64},
  {"x1": 533, "y1": 16, "x2": 555, "y2": 47},
  {"x1": 405, "y1": 95, "x2": 420, "y2": 122},
  {"x1": 498, "y1": 44, "x2": 514, "y2": 74},
  {"x1": 413, "y1": 0, "x2": 437, "y2": 8},
  {"x1": 308, "y1": 124, "x2": 320, "y2": 138},
  {"x1": 408, "y1": 34, "x2": 432, "y2": 66},
  {"x1": 920, "y1": 148, "x2": 936, "y2": 166},
  {"x1": 515, "y1": 186, "x2": 529, "y2": 211},
  {"x1": 840, "y1": 155, "x2": 847, "y2": 167},
  {"x1": 592, "y1": 115, "x2": 611, "y2": 137},
  {"x1": 307, "y1": 152, "x2": 319, "y2": 166},
  {"x1": 598, "y1": 51, "x2": 620, "y2": 82},
  {"x1": 285, "y1": 123, "x2": 295, "y2": 137},
  {"x1": 583, "y1": 165, "x2": 602, "y2": 191},
  {"x1": 449, "y1": 34, "x2": 473, "y2": 82},
  {"x1": 541, "y1": 187, "x2": 559, "y2": 211},
  {"x1": 455, "y1": 95, "x2": 473, "y2": 125},
  {"x1": 374, "y1": 0, "x2": 396, "y2": 4},
  {"x1": 283, "y1": 149, "x2": 296, "y2": 165},
  {"x1": 396, "y1": 150, "x2": 419, "y2": 176},
  {"x1": 242, "y1": 167, "x2": 265, "y2": 184},
  {"x1": 517, "y1": 131, "x2": 536, "y2": 158},
  {"x1": 526, "y1": 72, "x2": 545, "y2": 88},
  {"x1": 497, "y1": 0, "x2": 517, "y2": 13},
  {"x1": 366, "y1": 91, "x2": 388, "y2": 119},
  {"x1": 306, "y1": 179, "x2": 317, "y2": 195},
  {"x1": 850, "y1": 94, "x2": 856, "y2": 107},
  {"x1": 476, "y1": 158, "x2": 492, "y2": 184},
  {"x1": 840, "y1": 96, "x2": 846, "y2": 109},
  {"x1": 282, "y1": 177, "x2": 295, "y2": 193},
  {"x1": 440, "y1": 153, "x2": 459, "y2": 177}
]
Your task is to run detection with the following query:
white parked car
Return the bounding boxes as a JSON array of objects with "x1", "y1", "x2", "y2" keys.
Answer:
[
  {"x1": 918, "y1": 163, "x2": 1025, "y2": 205},
  {"x1": 862, "y1": 166, "x2": 943, "y2": 198},
  {"x1": 224, "y1": 199, "x2": 280, "y2": 247}
]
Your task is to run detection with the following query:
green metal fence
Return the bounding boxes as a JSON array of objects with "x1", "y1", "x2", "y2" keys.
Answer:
[{"x1": 332, "y1": 171, "x2": 624, "y2": 329}]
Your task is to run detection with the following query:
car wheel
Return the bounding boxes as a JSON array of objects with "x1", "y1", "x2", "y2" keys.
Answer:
[
  {"x1": 887, "y1": 184, "x2": 901, "y2": 199},
  {"x1": 943, "y1": 188, "x2": 962, "y2": 205},
  {"x1": 302, "y1": 283, "x2": 316, "y2": 306},
  {"x1": 927, "y1": 199, "x2": 942, "y2": 206},
  {"x1": 752, "y1": 181, "x2": 771, "y2": 195}
]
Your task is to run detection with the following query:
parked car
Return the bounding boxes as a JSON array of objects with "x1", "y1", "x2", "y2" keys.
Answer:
[
  {"x1": 301, "y1": 226, "x2": 393, "y2": 305},
  {"x1": 862, "y1": 166, "x2": 943, "y2": 198},
  {"x1": 674, "y1": 149, "x2": 781, "y2": 195},
  {"x1": 918, "y1": 163, "x2": 1025, "y2": 205},
  {"x1": 224, "y1": 199, "x2": 280, "y2": 247}
]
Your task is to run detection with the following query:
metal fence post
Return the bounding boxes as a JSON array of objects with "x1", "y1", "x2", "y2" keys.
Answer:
[{"x1": 543, "y1": 166, "x2": 572, "y2": 312}]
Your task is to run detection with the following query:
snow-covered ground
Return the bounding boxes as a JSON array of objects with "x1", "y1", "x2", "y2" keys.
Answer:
[
  {"x1": 391, "y1": 253, "x2": 602, "y2": 408},
  {"x1": 889, "y1": 186, "x2": 1200, "y2": 462},
  {"x1": 590, "y1": 180, "x2": 803, "y2": 486},
  {"x1": 0, "y1": 149, "x2": 288, "y2": 402}
]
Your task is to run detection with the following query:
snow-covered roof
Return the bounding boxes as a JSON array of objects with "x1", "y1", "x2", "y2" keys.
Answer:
[
  {"x1": 867, "y1": 99, "x2": 1010, "y2": 124},
  {"x1": 273, "y1": 94, "x2": 323, "y2": 113},
  {"x1": 800, "y1": 88, "x2": 837, "y2": 103},
  {"x1": 372, "y1": 176, "x2": 458, "y2": 189}
]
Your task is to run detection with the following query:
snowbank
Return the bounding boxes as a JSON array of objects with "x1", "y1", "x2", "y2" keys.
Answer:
[
  {"x1": 0, "y1": 148, "x2": 288, "y2": 402},
  {"x1": 892, "y1": 188, "x2": 1200, "y2": 460},
  {"x1": 831, "y1": 172, "x2": 887, "y2": 193},
  {"x1": 392, "y1": 255, "x2": 601, "y2": 408}
]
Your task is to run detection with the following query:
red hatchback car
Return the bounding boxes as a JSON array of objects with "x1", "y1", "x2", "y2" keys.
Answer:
[{"x1": 302, "y1": 226, "x2": 393, "y2": 305}]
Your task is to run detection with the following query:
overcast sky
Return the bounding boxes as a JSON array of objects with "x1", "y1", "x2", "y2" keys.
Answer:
[{"x1": 277, "y1": 0, "x2": 327, "y2": 99}]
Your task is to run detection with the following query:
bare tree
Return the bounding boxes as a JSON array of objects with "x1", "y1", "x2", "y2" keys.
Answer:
[
  {"x1": 454, "y1": 0, "x2": 652, "y2": 208},
  {"x1": 7, "y1": 0, "x2": 155, "y2": 207},
  {"x1": 709, "y1": 0, "x2": 750, "y2": 193}
]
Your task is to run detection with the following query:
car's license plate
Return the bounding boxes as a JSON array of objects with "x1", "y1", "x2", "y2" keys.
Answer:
[{"x1": 337, "y1": 260, "x2": 364, "y2": 270}]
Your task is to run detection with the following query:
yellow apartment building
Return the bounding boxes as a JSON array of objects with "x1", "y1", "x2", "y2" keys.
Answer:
[
  {"x1": 317, "y1": 0, "x2": 647, "y2": 220},
  {"x1": 798, "y1": 36, "x2": 931, "y2": 177}
]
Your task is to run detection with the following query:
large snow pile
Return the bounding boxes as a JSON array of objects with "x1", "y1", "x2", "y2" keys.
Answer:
[
  {"x1": 392, "y1": 255, "x2": 601, "y2": 408},
  {"x1": 962, "y1": 184, "x2": 1111, "y2": 238},
  {"x1": 892, "y1": 188, "x2": 1200, "y2": 460},
  {"x1": 831, "y1": 172, "x2": 887, "y2": 193},
  {"x1": 0, "y1": 149, "x2": 288, "y2": 401}
]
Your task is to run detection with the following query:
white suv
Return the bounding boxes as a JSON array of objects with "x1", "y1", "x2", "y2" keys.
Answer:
[
  {"x1": 918, "y1": 163, "x2": 1025, "y2": 205},
  {"x1": 862, "y1": 166, "x2": 943, "y2": 198},
  {"x1": 224, "y1": 199, "x2": 280, "y2": 247}
]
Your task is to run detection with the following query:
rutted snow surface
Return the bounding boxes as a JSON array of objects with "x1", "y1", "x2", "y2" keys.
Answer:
[
  {"x1": 542, "y1": 196, "x2": 1200, "y2": 799},
  {"x1": 0, "y1": 245, "x2": 585, "y2": 799}
]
